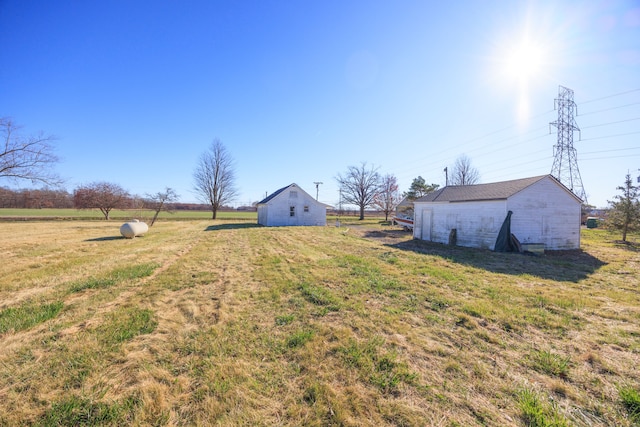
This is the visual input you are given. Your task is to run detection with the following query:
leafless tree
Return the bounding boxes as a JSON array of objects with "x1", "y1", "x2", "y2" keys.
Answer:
[
  {"x1": 0, "y1": 187, "x2": 73, "y2": 208},
  {"x1": 335, "y1": 162, "x2": 381, "y2": 220},
  {"x1": 373, "y1": 173, "x2": 402, "y2": 221},
  {"x1": 193, "y1": 139, "x2": 238, "y2": 219},
  {"x1": 73, "y1": 182, "x2": 130, "y2": 220},
  {"x1": 1, "y1": 117, "x2": 62, "y2": 186},
  {"x1": 450, "y1": 155, "x2": 480, "y2": 186},
  {"x1": 144, "y1": 187, "x2": 179, "y2": 226}
]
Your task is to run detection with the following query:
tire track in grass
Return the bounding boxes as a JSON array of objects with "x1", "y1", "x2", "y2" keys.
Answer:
[
  {"x1": 149, "y1": 228, "x2": 245, "y2": 333},
  {"x1": 91, "y1": 226, "x2": 253, "y2": 405},
  {"x1": 57, "y1": 224, "x2": 207, "y2": 338}
]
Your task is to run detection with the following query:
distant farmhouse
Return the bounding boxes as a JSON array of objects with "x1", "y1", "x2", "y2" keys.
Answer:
[
  {"x1": 257, "y1": 183, "x2": 328, "y2": 227},
  {"x1": 412, "y1": 175, "x2": 582, "y2": 250}
]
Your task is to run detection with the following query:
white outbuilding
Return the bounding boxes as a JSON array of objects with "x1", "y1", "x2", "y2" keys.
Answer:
[
  {"x1": 257, "y1": 183, "x2": 328, "y2": 227},
  {"x1": 412, "y1": 175, "x2": 582, "y2": 251}
]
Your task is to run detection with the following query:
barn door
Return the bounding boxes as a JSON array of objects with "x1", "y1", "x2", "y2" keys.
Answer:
[{"x1": 421, "y1": 209, "x2": 432, "y2": 240}]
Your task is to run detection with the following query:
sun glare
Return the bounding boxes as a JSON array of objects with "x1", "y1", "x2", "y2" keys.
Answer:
[
  {"x1": 494, "y1": 33, "x2": 551, "y2": 122},
  {"x1": 505, "y1": 39, "x2": 544, "y2": 82}
]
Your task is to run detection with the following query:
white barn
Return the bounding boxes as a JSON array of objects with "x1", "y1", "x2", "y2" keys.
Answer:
[
  {"x1": 412, "y1": 175, "x2": 582, "y2": 250},
  {"x1": 257, "y1": 183, "x2": 327, "y2": 227}
]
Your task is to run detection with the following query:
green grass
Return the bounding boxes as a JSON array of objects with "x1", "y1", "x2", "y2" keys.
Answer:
[
  {"x1": 38, "y1": 394, "x2": 140, "y2": 427},
  {"x1": 285, "y1": 329, "x2": 315, "y2": 348},
  {"x1": 298, "y1": 282, "x2": 340, "y2": 311},
  {"x1": 517, "y1": 387, "x2": 569, "y2": 427},
  {"x1": 620, "y1": 386, "x2": 640, "y2": 424},
  {"x1": 95, "y1": 307, "x2": 157, "y2": 347},
  {"x1": 338, "y1": 337, "x2": 418, "y2": 394},
  {"x1": 530, "y1": 349, "x2": 571, "y2": 378},
  {"x1": 0, "y1": 221, "x2": 639, "y2": 426},
  {"x1": 0, "y1": 301, "x2": 64, "y2": 333},
  {"x1": 274, "y1": 314, "x2": 295, "y2": 326},
  {"x1": 69, "y1": 263, "x2": 158, "y2": 293}
]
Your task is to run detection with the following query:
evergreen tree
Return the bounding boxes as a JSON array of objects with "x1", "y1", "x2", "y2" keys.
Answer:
[
  {"x1": 606, "y1": 173, "x2": 640, "y2": 242},
  {"x1": 403, "y1": 176, "x2": 439, "y2": 200}
]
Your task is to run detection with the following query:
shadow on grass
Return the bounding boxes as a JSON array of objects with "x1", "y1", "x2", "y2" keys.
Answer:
[
  {"x1": 363, "y1": 229, "x2": 413, "y2": 240},
  {"x1": 612, "y1": 240, "x2": 640, "y2": 252},
  {"x1": 386, "y1": 238, "x2": 607, "y2": 282},
  {"x1": 84, "y1": 236, "x2": 125, "y2": 241},
  {"x1": 205, "y1": 223, "x2": 261, "y2": 231}
]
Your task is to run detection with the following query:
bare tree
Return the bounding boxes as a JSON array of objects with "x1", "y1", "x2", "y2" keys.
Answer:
[
  {"x1": 450, "y1": 155, "x2": 480, "y2": 186},
  {"x1": 373, "y1": 173, "x2": 402, "y2": 221},
  {"x1": 335, "y1": 162, "x2": 381, "y2": 220},
  {"x1": 73, "y1": 182, "x2": 130, "y2": 220},
  {"x1": 1, "y1": 117, "x2": 61, "y2": 186},
  {"x1": 144, "y1": 187, "x2": 179, "y2": 226},
  {"x1": 193, "y1": 139, "x2": 238, "y2": 219}
]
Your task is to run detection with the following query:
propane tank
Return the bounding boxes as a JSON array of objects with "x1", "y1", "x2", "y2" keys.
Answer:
[{"x1": 120, "y1": 219, "x2": 149, "y2": 239}]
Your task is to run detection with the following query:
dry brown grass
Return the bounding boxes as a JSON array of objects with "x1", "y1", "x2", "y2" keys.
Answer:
[{"x1": 0, "y1": 220, "x2": 638, "y2": 426}]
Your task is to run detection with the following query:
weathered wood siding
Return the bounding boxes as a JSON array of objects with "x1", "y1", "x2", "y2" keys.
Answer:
[
  {"x1": 258, "y1": 186, "x2": 326, "y2": 227},
  {"x1": 413, "y1": 176, "x2": 581, "y2": 250},
  {"x1": 413, "y1": 200, "x2": 506, "y2": 249},
  {"x1": 507, "y1": 178, "x2": 580, "y2": 250}
]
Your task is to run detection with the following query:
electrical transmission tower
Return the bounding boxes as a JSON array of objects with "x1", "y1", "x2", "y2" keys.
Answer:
[{"x1": 550, "y1": 85, "x2": 588, "y2": 203}]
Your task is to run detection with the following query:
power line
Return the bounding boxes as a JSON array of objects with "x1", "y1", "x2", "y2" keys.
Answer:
[
  {"x1": 580, "y1": 153, "x2": 640, "y2": 160},
  {"x1": 580, "y1": 102, "x2": 640, "y2": 116},
  {"x1": 483, "y1": 155, "x2": 553, "y2": 176},
  {"x1": 581, "y1": 88, "x2": 640, "y2": 105},
  {"x1": 385, "y1": 109, "x2": 556, "y2": 177},
  {"x1": 581, "y1": 130, "x2": 640, "y2": 141},
  {"x1": 389, "y1": 87, "x2": 640, "y2": 187},
  {"x1": 581, "y1": 147, "x2": 640, "y2": 155},
  {"x1": 480, "y1": 145, "x2": 550, "y2": 170},
  {"x1": 581, "y1": 117, "x2": 640, "y2": 129}
]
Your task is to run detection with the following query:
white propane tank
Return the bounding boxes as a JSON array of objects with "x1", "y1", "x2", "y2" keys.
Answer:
[{"x1": 120, "y1": 219, "x2": 149, "y2": 239}]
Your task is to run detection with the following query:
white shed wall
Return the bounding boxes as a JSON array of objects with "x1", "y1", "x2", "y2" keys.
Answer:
[
  {"x1": 258, "y1": 188, "x2": 326, "y2": 227},
  {"x1": 413, "y1": 200, "x2": 506, "y2": 249},
  {"x1": 507, "y1": 179, "x2": 580, "y2": 249},
  {"x1": 413, "y1": 177, "x2": 581, "y2": 250}
]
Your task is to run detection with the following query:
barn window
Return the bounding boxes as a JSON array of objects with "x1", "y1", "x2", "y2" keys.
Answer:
[
  {"x1": 290, "y1": 206, "x2": 295, "y2": 217},
  {"x1": 290, "y1": 191, "x2": 298, "y2": 198},
  {"x1": 304, "y1": 205, "x2": 309, "y2": 212}
]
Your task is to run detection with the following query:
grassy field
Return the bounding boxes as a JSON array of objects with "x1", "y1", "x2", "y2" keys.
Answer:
[{"x1": 0, "y1": 220, "x2": 638, "y2": 426}]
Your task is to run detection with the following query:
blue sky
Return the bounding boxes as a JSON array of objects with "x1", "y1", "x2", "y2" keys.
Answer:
[{"x1": 1, "y1": 0, "x2": 638, "y2": 209}]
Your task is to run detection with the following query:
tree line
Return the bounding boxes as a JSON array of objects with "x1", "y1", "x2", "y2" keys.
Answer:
[
  {"x1": 0, "y1": 186, "x2": 223, "y2": 212},
  {"x1": 335, "y1": 155, "x2": 479, "y2": 221},
  {"x1": 2, "y1": 116, "x2": 639, "y2": 240},
  {"x1": 0, "y1": 187, "x2": 74, "y2": 209}
]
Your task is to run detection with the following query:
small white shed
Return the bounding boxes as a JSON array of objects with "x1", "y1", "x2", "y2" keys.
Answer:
[
  {"x1": 412, "y1": 175, "x2": 582, "y2": 250},
  {"x1": 257, "y1": 183, "x2": 328, "y2": 227}
]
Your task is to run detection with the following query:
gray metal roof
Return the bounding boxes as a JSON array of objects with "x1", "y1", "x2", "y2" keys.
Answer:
[
  {"x1": 258, "y1": 184, "x2": 335, "y2": 208},
  {"x1": 414, "y1": 175, "x2": 578, "y2": 203},
  {"x1": 257, "y1": 184, "x2": 295, "y2": 204}
]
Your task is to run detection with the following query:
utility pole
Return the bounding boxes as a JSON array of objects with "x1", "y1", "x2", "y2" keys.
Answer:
[
  {"x1": 313, "y1": 181, "x2": 323, "y2": 201},
  {"x1": 550, "y1": 85, "x2": 588, "y2": 203},
  {"x1": 444, "y1": 167, "x2": 448, "y2": 186}
]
